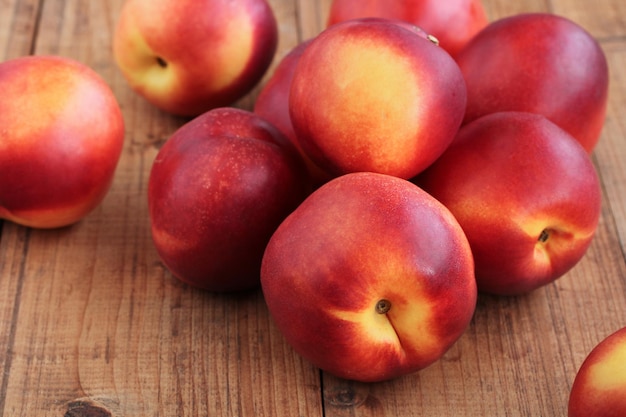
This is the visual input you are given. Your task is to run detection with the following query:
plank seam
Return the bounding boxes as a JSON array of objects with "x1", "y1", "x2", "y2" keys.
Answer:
[
  {"x1": 28, "y1": 0, "x2": 45, "y2": 55},
  {"x1": 0, "y1": 228, "x2": 32, "y2": 417}
]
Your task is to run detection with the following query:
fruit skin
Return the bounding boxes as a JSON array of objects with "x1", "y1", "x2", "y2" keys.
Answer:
[
  {"x1": 254, "y1": 40, "x2": 311, "y2": 148},
  {"x1": 327, "y1": 0, "x2": 489, "y2": 58},
  {"x1": 148, "y1": 108, "x2": 310, "y2": 292},
  {"x1": 113, "y1": 0, "x2": 278, "y2": 117},
  {"x1": 569, "y1": 326, "x2": 626, "y2": 417},
  {"x1": 455, "y1": 13, "x2": 609, "y2": 153},
  {"x1": 261, "y1": 172, "x2": 476, "y2": 382},
  {"x1": 254, "y1": 19, "x2": 430, "y2": 149},
  {"x1": 289, "y1": 18, "x2": 467, "y2": 179},
  {"x1": 254, "y1": 39, "x2": 332, "y2": 187},
  {"x1": 0, "y1": 55, "x2": 125, "y2": 229},
  {"x1": 417, "y1": 112, "x2": 601, "y2": 296}
]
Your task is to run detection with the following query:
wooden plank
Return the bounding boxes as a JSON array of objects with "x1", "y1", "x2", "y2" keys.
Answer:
[
  {"x1": 0, "y1": 224, "x2": 31, "y2": 415},
  {"x1": 593, "y1": 40, "x2": 626, "y2": 254},
  {"x1": 551, "y1": 0, "x2": 626, "y2": 40},
  {"x1": 0, "y1": 0, "x2": 41, "y2": 59},
  {"x1": 295, "y1": 0, "x2": 332, "y2": 41},
  {"x1": 482, "y1": 0, "x2": 551, "y2": 21}
]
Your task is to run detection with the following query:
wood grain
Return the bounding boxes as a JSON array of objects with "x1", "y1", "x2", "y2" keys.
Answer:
[{"x1": 1, "y1": 0, "x2": 626, "y2": 416}]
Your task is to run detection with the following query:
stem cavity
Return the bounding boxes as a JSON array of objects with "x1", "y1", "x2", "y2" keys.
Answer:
[
  {"x1": 376, "y1": 299, "x2": 391, "y2": 314},
  {"x1": 538, "y1": 229, "x2": 550, "y2": 243},
  {"x1": 155, "y1": 56, "x2": 167, "y2": 68}
]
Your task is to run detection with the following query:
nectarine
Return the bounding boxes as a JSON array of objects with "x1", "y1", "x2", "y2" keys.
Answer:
[
  {"x1": 148, "y1": 108, "x2": 309, "y2": 291},
  {"x1": 569, "y1": 326, "x2": 626, "y2": 417},
  {"x1": 327, "y1": 0, "x2": 489, "y2": 58},
  {"x1": 417, "y1": 112, "x2": 601, "y2": 295},
  {"x1": 289, "y1": 18, "x2": 467, "y2": 179},
  {"x1": 261, "y1": 172, "x2": 476, "y2": 382},
  {"x1": 253, "y1": 40, "x2": 332, "y2": 187},
  {"x1": 0, "y1": 55, "x2": 125, "y2": 228},
  {"x1": 456, "y1": 13, "x2": 609, "y2": 152},
  {"x1": 113, "y1": 0, "x2": 278, "y2": 116}
]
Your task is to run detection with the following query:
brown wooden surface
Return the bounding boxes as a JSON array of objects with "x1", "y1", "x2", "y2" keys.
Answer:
[{"x1": 1, "y1": 0, "x2": 625, "y2": 416}]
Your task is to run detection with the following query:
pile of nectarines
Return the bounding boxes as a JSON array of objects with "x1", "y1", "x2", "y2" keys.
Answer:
[
  {"x1": 0, "y1": 0, "x2": 621, "y2": 409},
  {"x1": 139, "y1": 0, "x2": 609, "y2": 386}
]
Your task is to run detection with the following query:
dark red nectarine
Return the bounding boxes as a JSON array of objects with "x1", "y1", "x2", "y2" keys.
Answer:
[
  {"x1": 456, "y1": 13, "x2": 609, "y2": 152},
  {"x1": 148, "y1": 108, "x2": 310, "y2": 291}
]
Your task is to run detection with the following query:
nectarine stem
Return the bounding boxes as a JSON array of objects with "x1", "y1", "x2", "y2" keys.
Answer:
[
  {"x1": 427, "y1": 35, "x2": 440, "y2": 46},
  {"x1": 155, "y1": 56, "x2": 167, "y2": 68},
  {"x1": 538, "y1": 229, "x2": 550, "y2": 243},
  {"x1": 376, "y1": 299, "x2": 391, "y2": 314}
]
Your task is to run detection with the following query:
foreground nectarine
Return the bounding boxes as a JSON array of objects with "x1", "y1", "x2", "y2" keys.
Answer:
[
  {"x1": 456, "y1": 13, "x2": 609, "y2": 152},
  {"x1": 417, "y1": 112, "x2": 601, "y2": 295},
  {"x1": 569, "y1": 326, "x2": 626, "y2": 417},
  {"x1": 113, "y1": 0, "x2": 278, "y2": 116},
  {"x1": 289, "y1": 18, "x2": 467, "y2": 179},
  {"x1": 261, "y1": 172, "x2": 476, "y2": 382},
  {"x1": 0, "y1": 55, "x2": 125, "y2": 228},
  {"x1": 148, "y1": 108, "x2": 309, "y2": 291}
]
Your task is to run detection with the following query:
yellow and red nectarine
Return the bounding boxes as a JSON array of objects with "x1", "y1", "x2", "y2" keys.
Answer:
[
  {"x1": 569, "y1": 326, "x2": 626, "y2": 417},
  {"x1": 289, "y1": 18, "x2": 467, "y2": 179},
  {"x1": 113, "y1": 0, "x2": 278, "y2": 116},
  {"x1": 0, "y1": 55, "x2": 125, "y2": 228}
]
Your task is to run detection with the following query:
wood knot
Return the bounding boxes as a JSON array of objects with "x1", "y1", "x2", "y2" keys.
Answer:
[
  {"x1": 324, "y1": 384, "x2": 369, "y2": 408},
  {"x1": 65, "y1": 399, "x2": 112, "y2": 417}
]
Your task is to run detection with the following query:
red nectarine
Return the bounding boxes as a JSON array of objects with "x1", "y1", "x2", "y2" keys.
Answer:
[
  {"x1": 148, "y1": 108, "x2": 310, "y2": 291},
  {"x1": 254, "y1": 40, "x2": 332, "y2": 187},
  {"x1": 456, "y1": 13, "x2": 609, "y2": 152},
  {"x1": 327, "y1": 0, "x2": 489, "y2": 58},
  {"x1": 261, "y1": 172, "x2": 476, "y2": 382},
  {"x1": 417, "y1": 112, "x2": 601, "y2": 295}
]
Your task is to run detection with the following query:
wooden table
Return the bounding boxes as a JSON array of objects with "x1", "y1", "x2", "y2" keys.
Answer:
[{"x1": 1, "y1": 0, "x2": 626, "y2": 416}]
